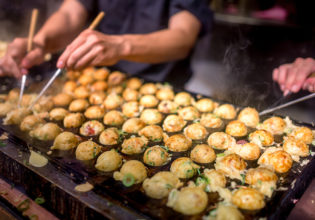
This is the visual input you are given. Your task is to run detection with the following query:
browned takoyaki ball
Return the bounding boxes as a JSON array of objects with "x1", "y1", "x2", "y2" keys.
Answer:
[
  {"x1": 0, "y1": 102, "x2": 15, "y2": 117},
  {"x1": 32, "y1": 96, "x2": 54, "y2": 113},
  {"x1": 156, "y1": 87, "x2": 175, "y2": 101},
  {"x1": 107, "y1": 71, "x2": 126, "y2": 86},
  {"x1": 3, "y1": 108, "x2": 32, "y2": 125},
  {"x1": 122, "y1": 88, "x2": 140, "y2": 101},
  {"x1": 232, "y1": 187, "x2": 265, "y2": 210},
  {"x1": 170, "y1": 157, "x2": 200, "y2": 179},
  {"x1": 190, "y1": 144, "x2": 216, "y2": 164},
  {"x1": 184, "y1": 123, "x2": 208, "y2": 140},
  {"x1": 30, "y1": 123, "x2": 62, "y2": 141},
  {"x1": 195, "y1": 98, "x2": 214, "y2": 113},
  {"x1": 103, "y1": 93, "x2": 123, "y2": 110},
  {"x1": 230, "y1": 143, "x2": 261, "y2": 161},
  {"x1": 80, "y1": 120, "x2": 104, "y2": 136},
  {"x1": 138, "y1": 125, "x2": 164, "y2": 142},
  {"x1": 248, "y1": 130, "x2": 274, "y2": 147},
  {"x1": 51, "y1": 131, "x2": 79, "y2": 151},
  {"x1": 95, "y1": 149, "x2": 122, "y2": 172},
  {"x1": 178, "y1": 106, "x2": 200, "y2": 121},
  {"x1": 122, "y1": 118, "x2": 146, "y2": 133},
  {"x1": 91, "y1": 81, "x2": 108, "y2": 92},
  {"x1": 163, "y1": 115, "x2": 187, "y2": 133},
  {"x1": 78, "y1": 74, "x2": 94, "y2": 86},
  {"x1": 139, "y1": 83, "x2": 157, "y2": 95},
  {"x1": 225, "y1": 120, "x2": 248, "y2": 137},
  {"x1": 158, "y1": 100, "x2": 179, "y2": 114},
  {"x1": 207, "y1": 132, "x2": 236, "y2": 150},
  {"x1": 140, "y1": 109, "x2": 163, "y2": 125},
  {"x1": 174, "y1": 92, "x2": 193, "y2": 106},
  {"x1": 74, "y1": 86, "x2": 89, "y2": 99},
  {"x1": 121, "y1": 136, "x2": 148, "y2": 155},
  {"x1": 63, "y1": 81, "x2": 77, "y2": 94},
  {"x1": 99, "y1": 127, "x2": 120, "y2": 145},
  {"x1": 89, "y1": 92, "x2": 106, "y2": 105},
  {"x1": 66, "y1": 70, "x2": 80, "y2": 80},
  {"x1": 289, "y1": 126, "x2": 314, "y2": 145},
  {"x1": 283, "y1": 137, "x2": 309, "y2": 161},
  {"x1": 214, "y1": 104, "x2": 236, "y2": 120},
  {"x1": 103, "y1": 110, "x2": 125, "y2": 126},
  {"x1": 261, "y1": 116, "x2": 286, "y2": 135},
  {"x1": 107, "y1": 85, "x2": 124, "y2": 94},
  {"x1": 165, "y1": 134, "x2": 192, "y2": 152},
  {"x1": 200, "y1": 113, "x2": 223, "y2": 128},
  {"x1": 49, "y1": 108, "x2": 69, "y2": 121},
  {"x1": 122, "y1": 101, "x2": 140, "y2": 118},
  {"x1": 215, "y1": 153, "x2": 247, "y2": 180},
  {"x1": 126, "y1": 77, "x2": 143, "y2": 90},
  {"x1": 75, "y1": 140, "x2": 102, "y2": 161},
  {"x1": 82, "y1": 66, "x2": 95, "y2": 76},
  {"x1": 84, "y1": 105, "x2": 105, "y2": 119},
  {"x1": 63, "y1": 113, "x2": 85, "y2": 128},
  {"x1": 93, "y1": 68, "x2": 109, "y2": 81},
  {"x1": 139, "y1": 95, "x2": 159, "y2": 108},
  {"x1": 258, "y1": 147, "x2": 293, "y2": 173},
  {"x1": 7, "y1": 88, "x2": 20, "y2": 103},
  {"x1": 69, "y1": 99, "x2": 89, "y2": 112},
  {"x1": 237, "y1": 107, "x2": 260, "y2": 128},
  {"x1": 20, "y1": 115, "x2": 45, "y2": 132},
  {"x1": 53, "y1": 93, "x2": 73, "y2": 107},
  {"x1": 113, "y1": 160, "x2": 147, "y2": 184},
  {"x1": 143, "y1": 145, "x2": 170, "y2": 166}
]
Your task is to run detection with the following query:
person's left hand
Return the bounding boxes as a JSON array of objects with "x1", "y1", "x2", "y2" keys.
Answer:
[
  {"x1": 303, "y1": 76, "x2": 315, "y2": 93},
  {"x1": 57, "y1": 29, "x2": 129, "y2": 70}
]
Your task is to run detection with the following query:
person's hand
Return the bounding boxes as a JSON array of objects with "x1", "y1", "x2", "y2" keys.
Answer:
[
  {"x1": 273, "y1": 57, "x2": 315, "y2": 95},
  {"x1": 57, "y1": 29, "x2": 129, "y2": 70},
  {"x1": 0, "y1": 38, "x2": 45, "y2": 78}
]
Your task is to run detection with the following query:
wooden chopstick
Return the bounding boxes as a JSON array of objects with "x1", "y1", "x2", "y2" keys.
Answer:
[
  {"x1": 27, "y1": 9, "x2": 39, "y2": 52},
  {"x1": 88, "y1": 11, "x2": 105, "y2": 30}
]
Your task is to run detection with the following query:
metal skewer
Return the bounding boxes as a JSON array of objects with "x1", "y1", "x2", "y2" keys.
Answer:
[{"x1": 17, "y1": 75, "x2": 26, "y2": 108}]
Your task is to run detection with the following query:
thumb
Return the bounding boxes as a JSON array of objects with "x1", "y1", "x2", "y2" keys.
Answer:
[{"x1": 20, "y1": 48, "x2": 44, "y2": 69}]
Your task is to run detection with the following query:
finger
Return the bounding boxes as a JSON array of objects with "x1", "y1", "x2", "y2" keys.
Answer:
[
  {"x1": 70, "y1": 47, "x2": 99, "y2": 70},
  {"x1": 278, "y1": 64, "x2": 291, "y2": 91},
  {"x1": 304, "y1": 77, "x2": 315, "y2": 92},
  {"x1": 272, "y1": 68, "x2": 279, "y2": 81},
  {"x1": 0, "y1": 56, "x2": 22, "y2": 78},
  {"x1": 21, "y1": 48, "x2": 44, "y2": 69},
  {"x1": 291, "y1": 66, "x2": 313, "y2": 93},
  {"x1": 285, "y1": 67, "x2": 298, "y2": 92}
]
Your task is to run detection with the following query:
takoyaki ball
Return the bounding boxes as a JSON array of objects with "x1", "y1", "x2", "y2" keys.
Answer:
[
  {"x1": 283, "y1": 137, "x2": 309, "y2": 161},
  {"x1": 82, "y1": 66, "x2": 95, "y2": 76},
  {"x1": 156, "y1": 87, "x2": 175, "y2": 101},
  {"x1": 63, "y1": 81, "x2": 77, "y2": 94},
  {"x1": 139, "y1": 95, "x2": 159, "y2": 108},
  {"x1": 214, "y1": 153, "x2": 247, "y2": 180},
  {"x1": 126, "y1": 77, "x2": 143, "y2": 90},
  {"x1": 231, "y1": 143, "x2": 261, "y2": 161},
  {"x1": 121, "y1": 136, "x2": 148, "y2": 155},
  {"x1": 184, "y1": 123, "x2": 208, "y2": 140},
  {"x1": 20, "y1": 115, "x2": 44, "y2": 132},
  {"x1": 69, "y1": 99, "x2": 89, "y2": 112},
  {"x1": 75, "y1": 140, "x2": 101, "y2": 161},
  {"x1": 207, "y1": 132, "x2": 236, "y2": 150},
  {"x1": 53, "y1": 93, "x2": 73, "y2": 107},
  {"x1": 78, "y1": 74, "x2": 94, "y2": 86},
  {"x1": 195, "y1": 98, "x2": 214, "y2": 113},
  {"x1": 258, "y1": 147, "x2": 293, "y2": 173},
  {"x1": 203, "y1": 169, "x2": 226, "y2": 191},
  {"x1": 95, "y1": 149, "x2": 122, "y2": 172},
  {"x1": 99, "y1": 127, "x2": 119, "y2": 145},
  {"x1": 122, "y1": 88, "x2": 140, "y2": 102},
  {"x1": 103, "y1": 93, "x2": 123, "y2": 110},
  {"x1": 51, "y1": 131, "x2": 79, "y2": 150},
  {"x1": 170, "y1": 157, "x2": 200, "y2": 179},
  {"x1": 89, "y1": 92, "x2": 106, "y2": 105},
  {"x1": 178, "y1": 106, "x2": 200, "y2": 121},
  {"x1": 93, "y1": 67, "x2": 109, "y2": 81},
  {"x1": 261, "y1": 116, "x2": 286, "y2": 135},
  {"x1": 63, "y1": 113, "x2": 84, "y2": 128},
  {"x1": 248, "y1": 130, "x2": 274, "y2": 147},
  {"x1": 103, "y1": 110, "x2": 125, "y2": 126},
  {"x1": 107, "y1": 85, "x2": 124, "y2": 94},
  {"x1": 0, "y1": 102, "x2": 15, "y2": 117},
  {"x1": 84, "y1": 105, "x2": 105, "y2": 119},
  {"x1": 289, "y1": 126, "x2": 314, "y2": 145},
  {"x1": 91, "y1": 81, "x2": 108, "y2": 92},
  {"x1": 225, "y1": 120, "x2": 248, "y2": 137},
  {"x1": 215, "y1": 204, "x2": 244, "y2": 220},
  {"x1": 66, "y1": 70, "x2": 80, "y2": 80},
  {"x1": 237, "y1": 107, "x2": 259, "y2": 128},
  {"x1": 165, "y1": 134, "x2": 192, "y2": 152},
  {"x1": 158, "y1": 100, "x2": 179, "y2": 114},
  {"x1": 29, "y1": 123, "x2": 61, "y2": 141},
  {"x1": 107, "y1": 71, "x2": 126, "y2": 86},
  {"x1": 190, "y1": 144, "x2": 216, "y2": 164},
  {"x1": 163, "y1": 115, "x2": 187, "y2": 133},
  {"x1": 122, "y1": 101, "x2": 140, "y2": 118},
  {"x1": 143, "y1": 145, "x2": 170, "y2": 166},
  {"x1": 214, "y1": 104, "x2": 236, "y2": 120},
  {"x1": 122, "y1": 118, "x2": 146, "y2": 133},
  {"x1": 74, "y1": 86, "x2": 89, "y2": 99},
  {"x1": 139, "y1": 83, "x2": 157, "y2": 95},
  {"x1": 200, "y1": 113, "x2": 223, "y2": 128},
  {"x1": 21, "y1": 94, "x2": 37, "y2": 107},
  {"x1": 174, "y1": 92, "x2": 193, "y2": 106},
  {"x1": 3, "y1": 108, "x2": 32, "y2": 125},
  {"x1": 143, "y1": 171, "x2": 182, "y2": 199},
  {"x1": 138, "y1": 125, "x2": 164, "y2": 142},
  {"x1": 166, "y1": 187, "x2": 208, "y2": 215},
  {"x1": 32, "y1": 96, "x2": 54, "y2": 113},
  {"x1": 140, "y1": 109, "x2": 163, "y2": 125},
  {"x1": 113, "y1": 160, "x2": 148, "y2": 185},
  {"x1": 80, "y1": 120, "x2": 104, "y2": 136},
  {"x1": 232, "y1": 187, "x2": 265, "y2": 210},
  {"x1": 7, "y1": 89, "x2": 20, "y2": 103}
]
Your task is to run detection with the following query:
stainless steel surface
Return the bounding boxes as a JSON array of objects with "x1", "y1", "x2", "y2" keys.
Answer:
[{"x1": 17, "y1": 75, "x2": 26, "y2": 108}]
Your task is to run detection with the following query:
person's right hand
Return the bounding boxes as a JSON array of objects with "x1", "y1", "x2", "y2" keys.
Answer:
[{"x1": 0, "y1": 38, "x2": 45, "y2": 78}]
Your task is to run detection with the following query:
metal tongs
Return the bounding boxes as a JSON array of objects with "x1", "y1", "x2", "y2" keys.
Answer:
[{"x1": 28, "y1": 11, "x2": 105, "y2": 110}]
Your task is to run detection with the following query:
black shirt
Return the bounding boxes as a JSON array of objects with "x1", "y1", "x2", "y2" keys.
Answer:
[{"x1": 78, "y1": 0, "x2": 212, "y2": 87}]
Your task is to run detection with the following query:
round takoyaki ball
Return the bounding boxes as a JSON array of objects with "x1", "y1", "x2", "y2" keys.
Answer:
[
  {"x1": 20, "y1": 115, "x2": 44, "y2": 132},
  {"x1": 121, "y1": 136, "x2": 148, "y2": 155},
  {"x1": 66, "y1": 70, "x2": 80, "y2": 80},
  {"x1": 248, "y1": 129, "x2": 274, "y2": 147},
  {"x1": 113, "y1": 160, "x2": 147, "y2": 184},
  {"x1": 143, "y1": 171, "x2": 182, "y2": 199},
  {"x1": 91, "y1": 81, "x2": 108, "y2": 92},
  {"x1": 166, "y1": 187, "x2": 208, "y2": 215},
  {"x1": 138, "y1": 125, "x2": 164, "y2": 142},
  {"x1": 3, "y1": 108, "x2": 32, "y2": 125},
  {"x1": 103, "y1": 93, "x2": 123, "y2": 110},
  {"x1": 174, "y1": 92, "x2": 193, "y2": 107},
  {"x1": 237, "y1": 107, "x2": 259, "y2": 128},
  {"x1": 63, "y1": 113, "x2": 85, "y2": 128},
  {"x1": 75, "y1": 140, "x2": 101, "y2": 161},
  {"x1": 126, "y1": 77, "x2": 143, "y2": 90},
  {"x1": 234, "y1": 143, "x2": 261, "y2": 161},
  {"x1": 80, "y1": 120, "x2": 104, "y2": 136},
  {"x1": 140, "y1": 109, "x2": 163, "y2": 125},
  {"x1": 225, "y1": 120, "x2": 248, "y2": 137},
  {"x1": 7, "y1": 89, "x2": 20, "y2": 103},
  {"x1": 78, "y1": 74, "x2": 94, "y2": 86},
  {"x1": 32, "y1": 96, "x2": 54, "y2": 113},
  {"x1": 178, "y1": 106, "x2": 200, "y2": 121},
  {"x1": 107, "y1": 85, "x2": 124, "y2": 94},
  {"x1": 190, "y1": 144, "x2": 216, "y2": 164},
  {"x1": 63, "y1": 81, "x2": 77, "y2": 94},
  {"x1": 139, "y1": 95, "x2": 159, "y2": 108},
  {"x1": 258, "y1": 147, "x2": 293, "y2": 173},
  {"x1": 51, "y1": 131, "x2": 79, "y2": 150},
  {"x1": 84, "y1": 105, "x2": 105, "y2": 119},
  {"x1": 165, "y1": 134, "x2": 192, "y2": 152},
  {"x1": 99, "y1": 127, "x2": 119, "y2": 145},
  {"x1": 82, "y1": 66, "x2": 95, "y2": 76},
  {"x1": 200, "y1": 113, "x2": 223, "y2": 129},
  {"x1": 195, "y1": 98, "x2": 214, "y2": 113},
  {"x1": 103, "y1": 110, "x2": 125, "y2": 126},
  {"x1": 143, "y1": 145, "x2": 170, "y2": 166},
  {"x1": 158, "y1": 100, "x2": 179, "y2": 114},
  {"x1": 69, "y1": 99, "x2": 89, "y2": 112},
  {"x1": 156, "y1": 87, "x2": 175, "y2": 101},
  {"x1": 0, "y1": 102, "x2": 15, "y2": 117},
  {"x1": 184, "y1": 123, "x2": 208, "y2": 140},
  {"x1": 163, "y1": 115, "x2": 187, "y2": 133},
  {"x1": 207, "y1": 132, "x2": 236, "y2": 150},
  {"x1": 89, "y1": 91, "x2": 106, "y2": 105},
  {"x1": 74, "y1": 86, "x2": 89, "y2": 99},
  {"x1": 170, "y1": 157, "x2": 200, "y2": 179},
  {"x1": 95, "y1": 149, "x2": 122, "y2": 172},
  {"x1": 53, "y1": 93, "x2": 73, "y2": 107},
  {"x1": 107, "y1": 71, "x2": 126, "y2": 86},
  {"x1": 122, "y1": 88, "x2": 140, "y2": 102},
  {"x1": 261, "y1": 116, "x2": 286, "y2": 135},
  {"x1": 214, "y1": 104, "x2": 236, "y2": 120},
  {"x1": 289, "y1": 126, "x2": 314, "y2": 145},
  {"x1": 122, "y1": 101, "x2": 140, "y2": 118},
  {"x1": 203, "y1": 169, "x2": 226, "y2": 190},
  {"x1": 93, "y1": 67, "x2": 109, "y2": 81},
  {"x1": 232, "y1": 187, "x2": 265, "y2": 211},
  {"x1": 139, "y1": 83, "x2": 157, "y2": 95},
  {"x1": 283, "y1": 137, "x2": 309, "y2": 160},
  {"x1": 214, "y1": 204, "x2": 244, "y2": 220},
  {"x1": 29, "y1": 123, "x2": 61, "y2": 141},
  {"x1": 20, "y1": 94, "x2": 36, "y2": 107},
  {"x1": 122, "y1": 118, "x2": 146, "y2": 134},
  {"x1": 214, "y1": 153, "x2": 247, "y2": 180}
]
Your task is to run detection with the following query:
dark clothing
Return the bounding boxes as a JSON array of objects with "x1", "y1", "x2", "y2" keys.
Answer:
[{"x1": 78, "y1": 0, "x2": 212, "y2": 87}]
